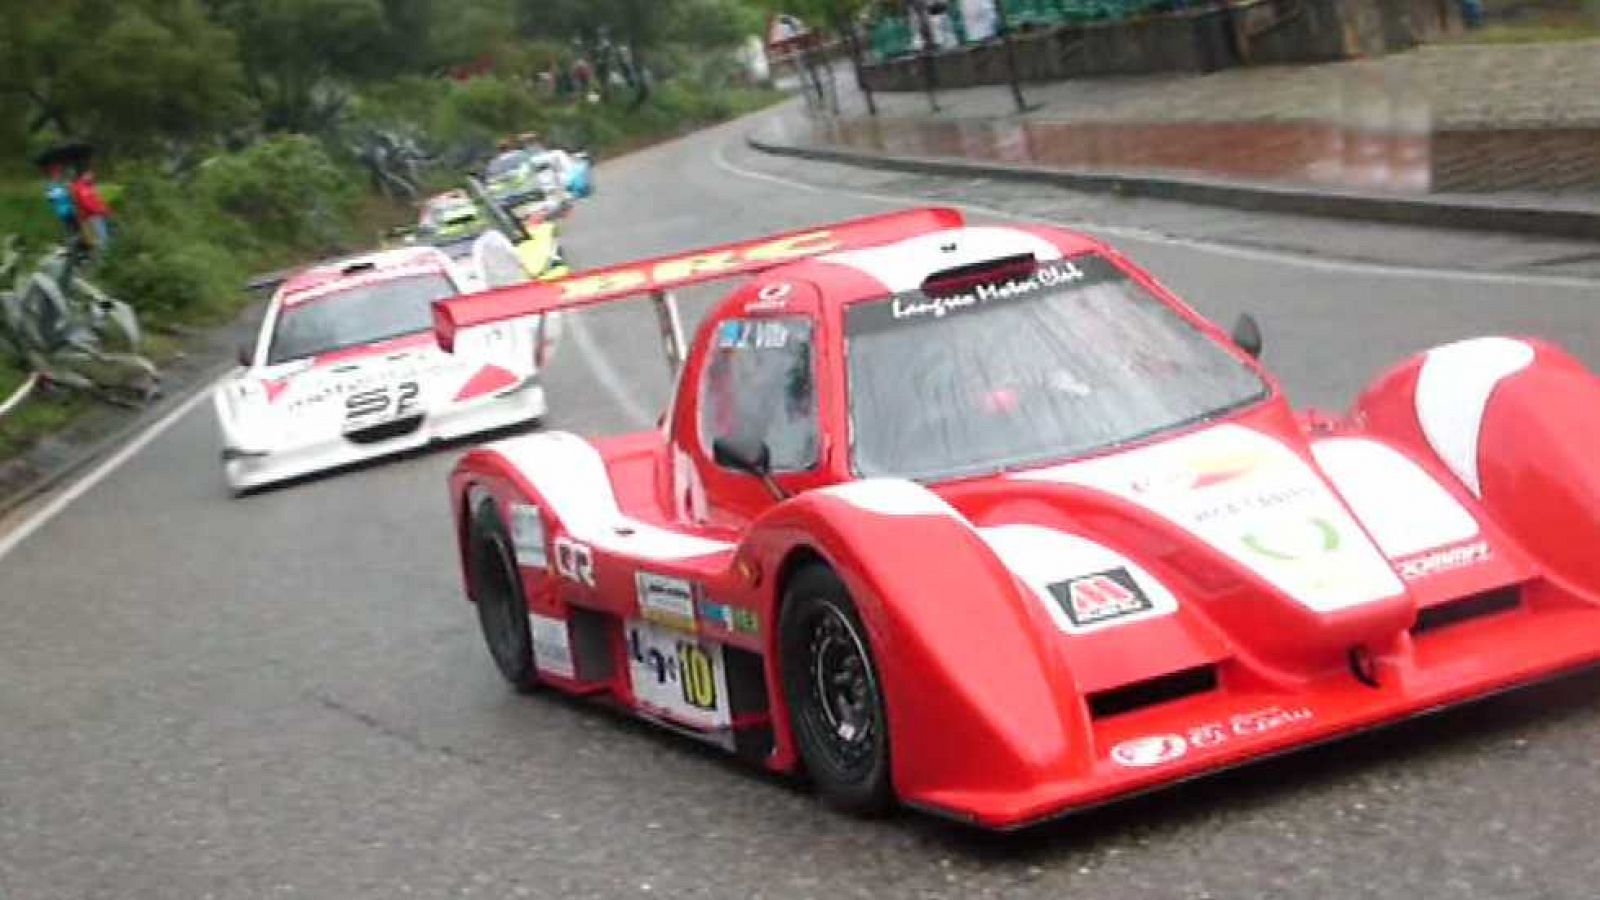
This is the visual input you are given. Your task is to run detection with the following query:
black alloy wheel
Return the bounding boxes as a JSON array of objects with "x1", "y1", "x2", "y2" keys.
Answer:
[{"x1": 779, "y1": 564, "x2": 892, "y2": 815}]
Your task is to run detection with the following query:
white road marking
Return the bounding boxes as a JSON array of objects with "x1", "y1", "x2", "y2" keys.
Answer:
[
  {"x1": 0, "y1": 374, "x2": 222, "y2": 561},
  {"x1": 567, "y1": 309, "x2": 657, "y2": 428},
  {"x1": 712, "y1": 141, "x2": 1600, "y2": 291}
]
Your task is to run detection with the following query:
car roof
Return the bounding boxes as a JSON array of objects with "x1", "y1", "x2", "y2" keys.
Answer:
[
  {"x1": 278, "y1": 246, "x2": 453, "y2": 306},
  {"x1": 723, "y1": 223, "x2": 1110, "y2": 316}
]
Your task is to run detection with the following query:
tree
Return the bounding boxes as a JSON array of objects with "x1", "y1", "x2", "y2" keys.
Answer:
[
  {"x1": 207, "y1": 0, "x2": 390, "y2": 132},
  {"x1": 0, "y1": 0, "x2": 245, "y2": 154},
  {"x1": 667, "y1": 0, "x2": 766, "y2": 49}
]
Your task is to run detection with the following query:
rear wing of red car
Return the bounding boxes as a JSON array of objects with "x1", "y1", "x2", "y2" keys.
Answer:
[{"x1": 432, "y1": 207, "x2": 964, "y2": 354}]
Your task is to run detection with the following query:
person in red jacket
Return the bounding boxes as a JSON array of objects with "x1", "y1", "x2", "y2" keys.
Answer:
[{"x1": 70, "y1": 167, "x2": 112, "y2": 253}]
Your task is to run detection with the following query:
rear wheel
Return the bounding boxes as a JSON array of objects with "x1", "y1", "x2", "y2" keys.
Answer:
[
  {"x1": 467, "y1": 498, "x2": 537, "y2": 692},
  {"x1": 779, "y1": 564, "x2": 893, "y2": 815}
]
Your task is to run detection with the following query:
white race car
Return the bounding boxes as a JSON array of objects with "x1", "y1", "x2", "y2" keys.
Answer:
[{"x1": 214, "y1": 245, "x2": 555, "y2": 494}]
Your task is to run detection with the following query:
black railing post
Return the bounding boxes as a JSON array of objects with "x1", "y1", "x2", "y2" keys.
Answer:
[
  {"x1": 912, "y1": 0, "x2": 942, "y2": 112},
  {"x1": 993, "y1": 0, "x2": 1030, "y2": 113}
]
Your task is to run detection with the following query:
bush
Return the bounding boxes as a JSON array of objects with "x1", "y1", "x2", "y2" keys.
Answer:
[
  {"x1": 439, "y1": 78, "x2": 546, "y2": 146},
  {"x1": 0, "y1": 180, "x2": 70, "y2": 254},
  {"x1": 98, "y1": 168, "x2": 247, "y2": 325},
  {"x1": 193, "y1": 135, "x2": 356, "y2": 253}
]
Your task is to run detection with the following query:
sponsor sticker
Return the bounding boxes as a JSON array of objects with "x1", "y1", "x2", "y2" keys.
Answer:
[
  {"x1": 529, "y1": 611, "x2": 575, "y2": 678},
  {"x1": 745, "y1": 282, "x2": 792, "y2": 312},
  {"x1": 637, "y1": 572, "x2": 698, "y2": 631},
  {"x1": 698, "y1": 599, "x2": 761, "y2": 637},
  {"x1": 1024, "y1": 426, "x2": 1405, "y2": 613},
  {"x1": 1132, "y1": 450, "x2": 1264, "y2": 495},
  {"x1": 1111, "y1": 705, "x2": 1315, "y2": 769},
  {"x1": 1241, "y1": 516, "x2": 1341, "y2": 562},
  {"x1": 553, "y1": 536, "x2": 595, "y2": 587},
  {"x1": 1397, "y1": 540, "x2": 1492, "y2": 582},
  {"x1": 731, "y1": 608, "x2": 761, "y2": 636},
  {"x1": 716, "y1": 319, "x2": 792, "y2": 350},
  {"x1": 698, "y1": 599, "x2": 735, "y2": 631},
  {"x1": 889, "y1": 259, "x2": 1086, "y2": 322},
  {"x1": 554, "y1": 230, "x2": 840, "y2": 303},
  {"x1": 1111, "y1": 734, "x2": 1188, "y2": 767},
  {"x1": 509, "y1": 503, "x2": 547, "y2": 568},
  {"x1": 1049, "y1": 568, "x2": 1156, "y2": 628}
]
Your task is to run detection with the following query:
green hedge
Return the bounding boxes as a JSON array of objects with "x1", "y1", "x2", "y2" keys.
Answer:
[{"x1": 99, "y1": 136, "x2": 359, "y2": 327}]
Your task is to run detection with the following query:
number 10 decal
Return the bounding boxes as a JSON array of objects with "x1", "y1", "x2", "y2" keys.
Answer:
[
  {"x1": 678, "y1": 641, "x2": 718, "y2": 710},
  {"x1": 628, "y1": 629, "x2": 718, "y2": 711},
  {"x1": 624, "y1": 621, "x2": 731, "y2": 729}
]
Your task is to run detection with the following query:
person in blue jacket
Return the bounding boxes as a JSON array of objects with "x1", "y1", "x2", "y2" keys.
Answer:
[{"x1": 44, "y1": 164, "x2": 79, "y2": 239}]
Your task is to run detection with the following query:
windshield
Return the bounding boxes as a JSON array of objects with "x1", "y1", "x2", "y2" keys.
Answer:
[
  {"x1": 428, "y1": 201, "x2": 477, "y2": 226},
  {"x1": 845, "y1": 254, "x2": 1267, "y2": 481},
  {"x1": 486, "y1": 151, "x2": 529, "y2": 178},
  {"x1": 268, "y1": 273, "x2": 456, "y2": 364}
]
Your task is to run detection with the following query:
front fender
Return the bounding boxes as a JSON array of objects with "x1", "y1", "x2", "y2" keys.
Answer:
[
  {"x1": 1355, "y1": 336, "x2": 1600, "y2": 595},
  {"x1": 750, "y1": 479, "x2": 1090, "y2": 816}
]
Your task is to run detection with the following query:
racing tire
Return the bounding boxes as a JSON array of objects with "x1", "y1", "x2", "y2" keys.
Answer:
[
  {"x1": 467, "y1": 498, "x2": 538, "y2": 693},
  {"x1": 779, "y1": 564, "x2": 893, "y2": 816}
]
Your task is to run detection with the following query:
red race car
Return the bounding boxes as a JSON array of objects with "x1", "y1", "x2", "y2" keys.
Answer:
[{"x1": 433, "y1": 208, "x2": 1600, "y2": 829}]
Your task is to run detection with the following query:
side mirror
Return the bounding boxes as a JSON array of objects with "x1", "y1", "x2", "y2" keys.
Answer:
[
  {"x1": 236, "y1": 341, "x2": 254, "y2": 368},
  {"x1": 713, "y1": 434, "x2": 771, "y2": 476},
  {"x1": 1231, "y1": 313, "x2": 1263, "y2": 359}
]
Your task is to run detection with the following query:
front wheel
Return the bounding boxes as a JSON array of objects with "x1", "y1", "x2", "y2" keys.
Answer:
[
  {"x1": 779, "y1": 564, "x2": 893, "y2": 815},
  {"x1": 467, "y1": 498, "x2": 537, "y2": 692}
]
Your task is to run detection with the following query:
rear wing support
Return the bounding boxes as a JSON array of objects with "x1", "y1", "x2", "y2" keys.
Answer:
[{"x1": 652, "y1": 290, "x2": 688, "y2": 375}]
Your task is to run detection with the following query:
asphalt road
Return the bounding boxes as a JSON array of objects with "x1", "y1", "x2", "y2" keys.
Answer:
[{"x1": 5, "y1": 104, "x2": 1600, "y2": 900}]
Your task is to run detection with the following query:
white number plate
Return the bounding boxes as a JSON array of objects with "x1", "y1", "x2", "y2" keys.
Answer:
[{"x1": 625, "y1": 621, "x2": 731, "y2": 730}]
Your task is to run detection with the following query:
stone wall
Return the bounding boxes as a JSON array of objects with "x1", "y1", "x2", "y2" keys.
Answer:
[{"x1": 860, "y1": 0, "x2": 1461, "y2": 93}]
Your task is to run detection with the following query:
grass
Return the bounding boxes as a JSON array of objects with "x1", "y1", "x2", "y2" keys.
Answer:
[
  {"x1": 0, "y1": 178, "x2": 67, "y2": 251},
  {"x1": 0, "y1": 360, "x2": 91, "y2": 460}
]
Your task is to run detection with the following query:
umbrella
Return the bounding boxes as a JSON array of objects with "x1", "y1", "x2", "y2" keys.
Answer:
[{"x1": 32, "y1": 142, "x2": 94, "y2": 171}]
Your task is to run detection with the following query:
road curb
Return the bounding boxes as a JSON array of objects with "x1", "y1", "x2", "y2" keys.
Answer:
[
  {"x1": 0, "y1": 358, "x2": 234, "y2": 524},
  {"x1": 747, "y1": 133, "x2": 1600, "y2": 241}
]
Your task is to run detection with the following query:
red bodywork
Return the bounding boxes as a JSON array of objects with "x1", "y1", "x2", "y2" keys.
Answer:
[{"x1": 437, "y1": 208, "x2": 1600, "y2": 828}]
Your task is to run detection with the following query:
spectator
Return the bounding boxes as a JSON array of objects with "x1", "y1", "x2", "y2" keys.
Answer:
[
  {"x1": 572, "y1": 57, "x2": 594, "y2": 98},
  {"x1": 44, "y1": 164, "x2": 78, "y2": 240},
  {"x1": 71, "y1": 167, "x2": 113, "y2": 253}
]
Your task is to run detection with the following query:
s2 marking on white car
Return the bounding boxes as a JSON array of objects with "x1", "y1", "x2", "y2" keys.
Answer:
[{"x1": 213, "y1": 245, "x2": 556, "y2": 494}]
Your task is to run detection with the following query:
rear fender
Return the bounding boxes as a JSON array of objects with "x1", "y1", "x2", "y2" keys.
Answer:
[
  {"x1": 749, "y1": 479, "x2": 1090, "y2": 807},
  {"x1": 1355, "y1": 337, "x2": 1600, "y2": 594}
]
